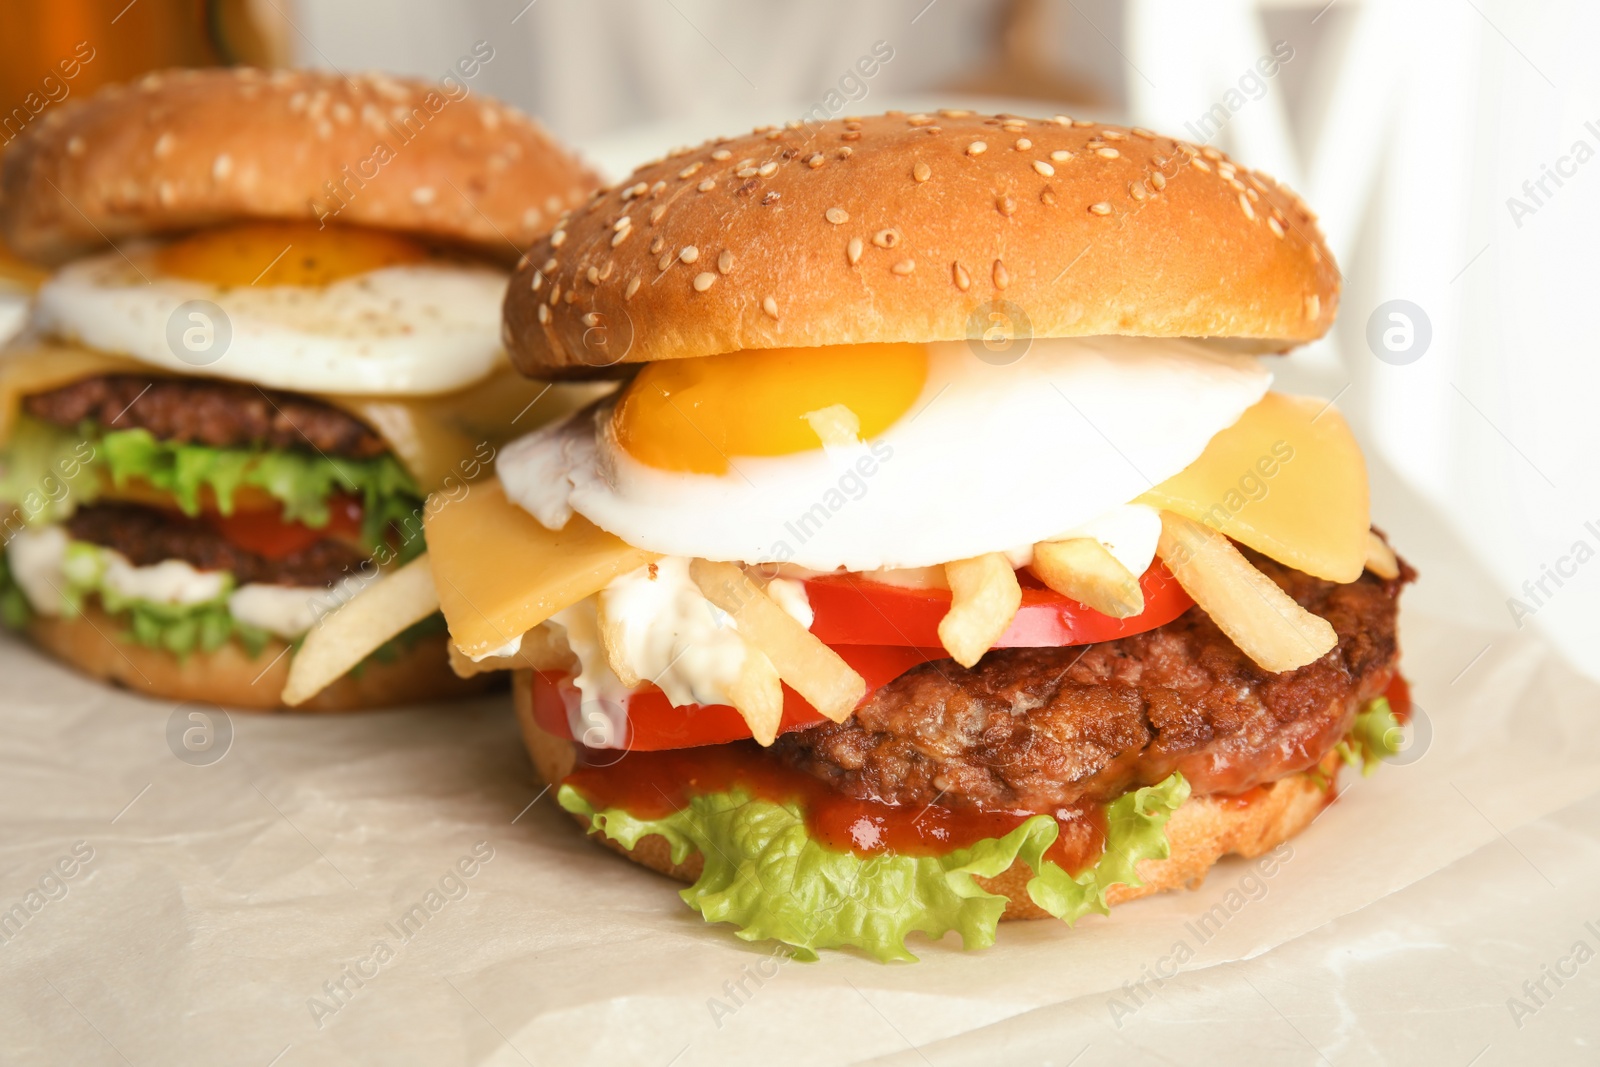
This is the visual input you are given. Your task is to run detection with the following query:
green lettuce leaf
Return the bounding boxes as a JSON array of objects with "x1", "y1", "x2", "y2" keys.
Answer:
[
  {"x1": 559, "y1": 771, "x2": 1189, "y2": 962},
  {"x1": 0, "y1": 417, "x2": 102, "y2": 526},
  {"x1": 1335, "y1": 696, "x2": 1404, "y2": 777}
]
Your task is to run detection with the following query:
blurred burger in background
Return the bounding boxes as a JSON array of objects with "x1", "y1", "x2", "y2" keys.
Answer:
[{"x1": 0, "y1": 67, "x2": 601, "y2": 710}]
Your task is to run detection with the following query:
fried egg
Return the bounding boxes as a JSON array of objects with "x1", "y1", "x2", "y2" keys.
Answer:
[
  {"x1": 498, "y1": 336, "x2": 1272, "y2": 571},
  {"x1": 32, "y1": 221, "x2": 508, "y2": 395}
]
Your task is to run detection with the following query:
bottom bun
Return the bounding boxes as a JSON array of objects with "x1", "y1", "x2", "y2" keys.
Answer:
[
  {"x1": 513, "y1": 671, "x2": 1337, "y2": 918},
  {"x1": 28, "y1": 606, "x2": 496, "y2": 712}
]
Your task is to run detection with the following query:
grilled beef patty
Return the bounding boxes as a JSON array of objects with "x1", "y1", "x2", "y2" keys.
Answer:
[
  {"x1": 66, "y1": 503, "x2": 365, "y2": 588},
  {"x1": 776, "y1": 545, "x2": 1413, "y2": 810},
  {"x1": 25, "y1": 374, "x2": 388, "y2": 458}
]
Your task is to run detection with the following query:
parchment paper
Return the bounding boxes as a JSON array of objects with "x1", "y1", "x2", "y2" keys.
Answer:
[{"x1": 1, "y1": 573, "x2": 1597, "y2": 1067}]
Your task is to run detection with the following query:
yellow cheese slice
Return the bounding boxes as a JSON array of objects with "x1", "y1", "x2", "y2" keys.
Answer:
[
  {"x1": 1138, "y1": 392, "x2": 1369, "y2": 583},
  {"x1": 425, "y1": 479, "x2": 658, "y2": 659},
  {"x1": 0, "y1": 340, "x2": 608, "y2": 492}
]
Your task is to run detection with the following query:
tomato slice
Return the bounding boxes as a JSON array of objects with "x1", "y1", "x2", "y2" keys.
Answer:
[
  {"x1": 804, "y1": 562, "x2": 1193, "y2": 647},
  {"x1": 529, "y1": 644, "x2": 945, "y2": 752},
  {"x1": 206, "y1": 495, "x2": 364, "y2": 559}
]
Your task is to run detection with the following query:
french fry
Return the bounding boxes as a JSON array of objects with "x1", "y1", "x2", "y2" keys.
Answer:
[
  {"x1": 447, "y1": 625, "x2": 575, "y2": 678},
  {"x1": 1031, "y1": 538, "x2": 1145, "y2": 618},
  {"x1": 1155, "y1": 512, "x2": 1336, "y2": 673},
  {"x1": 725, "y1": 641, "x2": 784, "y2": 746},
  {"x1": 281, "y1": 555, "x2": 439, "y2": 706},
  {"x1": 1364, "y1": 530, "x2": 1400, "y2": 580},
  {"x1": 690, "y1": 558, "x2": 865, "y2": 722},
  {"x1": 596, "y1": 600, "x2": 642, "y2": 687},
  {"x1": 938, "y1": 553, "x2": 1022, "y2": 667}
]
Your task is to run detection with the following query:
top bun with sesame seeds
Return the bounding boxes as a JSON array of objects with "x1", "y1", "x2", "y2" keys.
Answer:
[
  {"x1": 503, "y1": 110, "x2": 1338, "y2": 379},
  {"x1": 1, "y1": 67, "x2": 601, "y2": 266}
]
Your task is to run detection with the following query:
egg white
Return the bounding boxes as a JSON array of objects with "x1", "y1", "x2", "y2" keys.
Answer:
[
  {"x1": 499, "y1": 336, "x2": 1272, "y2": 571},
  {"x1": 32, "y1": 245, "x2": 509, "y2": 395}
]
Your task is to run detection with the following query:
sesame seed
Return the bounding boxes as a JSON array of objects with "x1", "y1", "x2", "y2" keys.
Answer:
[
  {"x1": 762, "y1": 296, "x2": 779, "y2": 319},
  {"x1": 537, "y1": 304, "x2": 550, "y2": 324},
  {"x1": 712, "y1": 149, "x2": 732, "y2": 161},
  {"x1": 1101, "y1": 129, "x2": 1127, "y2": 141},
  {"x1": 1202, "y1": 146, "x2": 1223, "y2": 161},
  {"x1": 808, "y1": 153, "x2": 825, "y2": 168},
  {"x1": 1306, "y1": 294, "x2": 1321, "y2": 319},
  {"x1": 1129, "y1": 182, "x2": 1147, "y2": 202},
  {"x1": 996, "y1": 195, "x2": 1016, "y2": 217},
  {"x1": 1268, "y1": 217, "x2": 1285, "y2": 238},
  {"x1": 542, "y1": 258, "x2": 557, "y2": 272},
  {"x1": 891, "y1": 259, "x2": 915, "y2": 275},
  {"x1": 717, "y1": 250, "x2": 733, "y2": 274},
  {"x1": 586, "y1": 266, "x2": 600, "y2": 285},
  {"x1": 582, "y1": 312, "x2": 600, "y2": 326},
  {"x1": 1050, "y1": 150, "x2": 1073, "y2": 162},
  {"x1": 551, "y1": 230, "x2": 567, "y2": 247},
  {"x1": 908, "y1": 114, "x2": 933, "y2": 126},
  {"x1": 658, "y1": 253, "x2": 673, "y2": 271},
  {"x1": 1133, "y1": 127, "x2": 1156, "y2": 139},
  {"x1": 693, "y1": 272, "x2": 717, "y2": 292},
  {"x1": 698, "y1": 179, "x2": 716, "y2": 192},
  {"x1": 1033, "y1": 160, "x2": 1055, "y2": 177},
  {"x1": 1150, "y1": 172, "x2": 1167, "y2": 190},
  {"x1": 1096, "y1": 147, "x2": 1120, "y2": 159},
  {"x1": 1089, "y1": 202, "x2": 1112, "y2": 216},
  {"x1": 530, "y1": 271, "x2": 543, "y2": 291},
  {"x1": 736, "y1": 167, "x2": 758, "y2": 179},
  {"x1": 841, "y1": 131, "x2": 862, "y2": 141},
  {"x1": 952, "y1": 262, "x2": 971, "y2": 291},
  {"x1": 680, "y1": 246, "x2": 700, "y2": 263},
  {"x1": 1238, "y1": 193, "x2": 1256, "y2": 221},
  {"x1": 825, "y1": 207, "x2": 849, "y2": 225},
  {"x1": 565, "y1": 290, "x2": 577, "y2": 304},
  {"x1": 837, "y1": 147, "x2": 853, "y2": 159},
  {"x1": 967, "y1": 140, "x2": 987, "y2": 156},
  {"x1": 679, "y1": 162, "x2": 702, "y2": 179},
  {"x1": 1015, "y1": 137, "x2": 1032, "y2": 150},
  {"x1": 626, "y1": 276, "x2": 642, "y2": 299},
  {"x1": 549, "y1": 284, "x2": 560, "y2": 305},
  {"x1": 612, "y1": 229, "x2": 632, "y2": 247},
  {"x1": 992, "y1": 259, "x2": 1009, "y2": 289},
  {"x1": 1246, "y1": 186, "x2": 1260, "y2": 202},
  {"x1": 1190, "y1": 158, "x2": 1211, "y2": 173},
  {"x1": 1072, "y1": 118, "x2": 1094, "y2": 128},
  {"x1": 939, "y1": 108, "x2": 972, "y2": 118},
  {"x1": 847, "y1": 238, "x2": 863, "y2": 265},
  {"x1": 650, "y1": 236, "x2": 665, "y2": 255},
  {"x1": 872, "y1": 229, "x2": 900, "y2": 249},
  {"x1": 612, "y1": 216, "x2": 632, "y2": 232},
  {"x1": 627, "y1": 181, "x2": 648, "y2": 198},
  {"x1": 1051, "y1": 115, "x2": 1072, "y2": 126},
  {"x1": 758, "y1": 161, "x2": 778, "y2": 177},
  {"x1": 913, "y1": 161, "x2": 931, "y2": 182},
  {"x1": 1041, "y1": 188, "x2": 1058, "y2": 205}
]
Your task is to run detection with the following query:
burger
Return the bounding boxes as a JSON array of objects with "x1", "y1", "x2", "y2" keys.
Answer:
[
  {"x1": 312, "y1": 110, "x2": 1414, "y2": 959},
  {"x1": 0, "y1": 67, "x2": 602, "y2": 711}
]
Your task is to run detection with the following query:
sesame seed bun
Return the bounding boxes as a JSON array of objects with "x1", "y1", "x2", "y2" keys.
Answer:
[
  {"x1": 504, "y1": 111, "x2": 1338, "y2": 379},
  {"x1": 1, "y1": 67, "x2": 601, "y2": 266},
  {"x1": 512, "y1": 672, "x2": 1337, "y2": 924},
  {"x1": 28, "y1": 606, "x2": 495, "y2": 712}
]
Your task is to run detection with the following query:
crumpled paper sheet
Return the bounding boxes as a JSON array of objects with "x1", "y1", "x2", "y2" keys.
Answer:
[{"x1": 1, "y1": 595, "x2": 1596, "y2": 1066}]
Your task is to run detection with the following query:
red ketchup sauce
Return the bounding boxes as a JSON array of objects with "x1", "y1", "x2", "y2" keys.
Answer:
[{"x1": 563, "y1": 743, "x2": 1109, "y2": 875}]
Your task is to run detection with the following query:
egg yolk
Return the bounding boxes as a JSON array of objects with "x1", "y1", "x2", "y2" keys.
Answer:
[
  {"x1": 154, "y1": 220, "x2": 430, "y2": 287},
  {"x1": 613, "y1": 343, "x2": 928, "y2": 474}
]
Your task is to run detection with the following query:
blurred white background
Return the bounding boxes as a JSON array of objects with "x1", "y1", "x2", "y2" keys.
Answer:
[{"x1": 87, "y1": 0, "x2": 1600, "y2": 678}]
